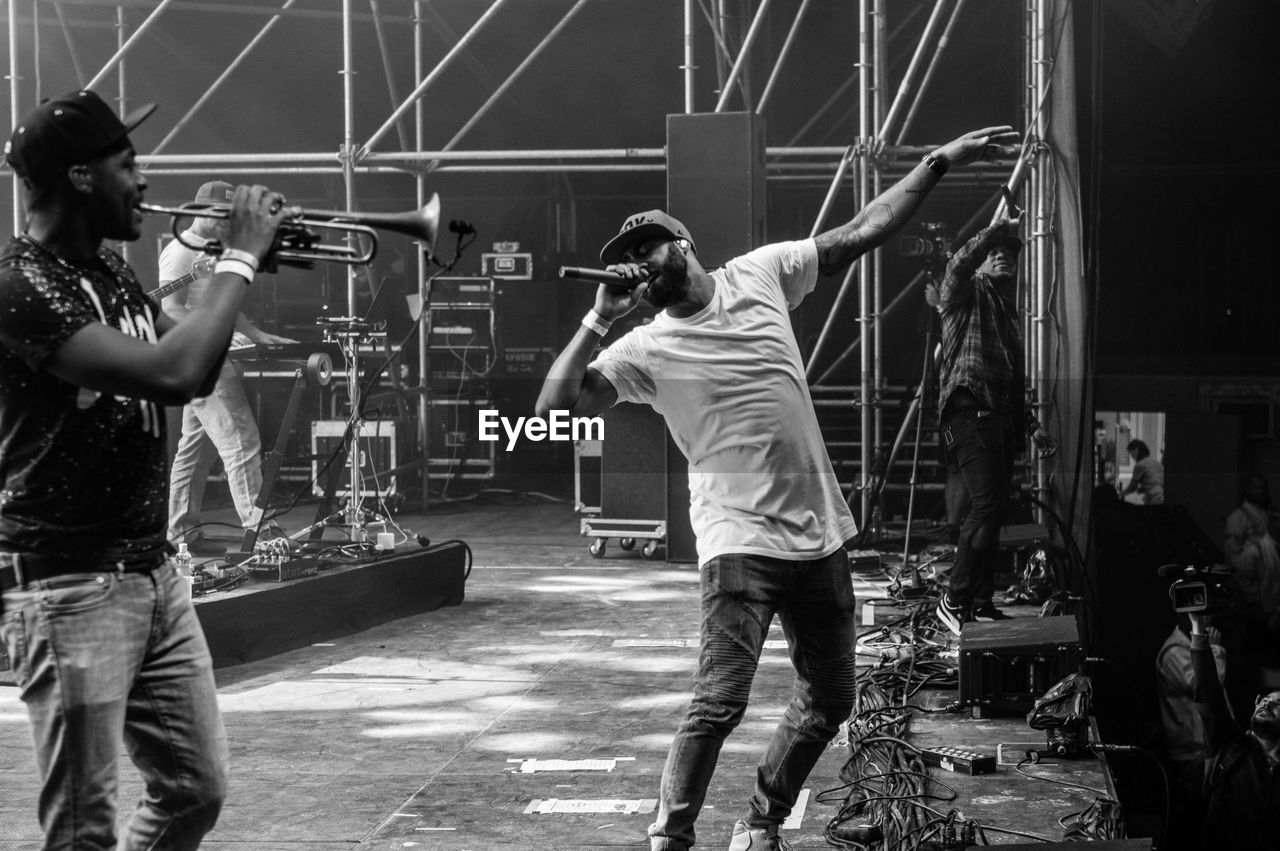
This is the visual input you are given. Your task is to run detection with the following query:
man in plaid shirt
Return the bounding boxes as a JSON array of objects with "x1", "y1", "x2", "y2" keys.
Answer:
[{"x1": 933, "y1": 214, "x2": 1051, "y2": 634}]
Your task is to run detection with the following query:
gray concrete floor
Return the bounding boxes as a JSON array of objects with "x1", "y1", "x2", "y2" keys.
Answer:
[{"x1": 0, "y1": 494, "x2": 1108, "y2": 849}]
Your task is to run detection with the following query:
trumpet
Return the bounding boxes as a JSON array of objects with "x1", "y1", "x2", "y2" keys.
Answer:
[{"x1": 138, "y1": 192, "x2": 440, "y2": 268}]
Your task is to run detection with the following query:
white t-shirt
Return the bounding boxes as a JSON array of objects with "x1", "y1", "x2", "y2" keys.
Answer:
[
  {"x1": 158, "y1": 229, "x2": 212, "y2": 313},
  {"x1": 158, "y1": 230, "x2": 252, "y2": 348},
  {"x1": 589, "y1": 239, "x2": 857, "y2": 566}
]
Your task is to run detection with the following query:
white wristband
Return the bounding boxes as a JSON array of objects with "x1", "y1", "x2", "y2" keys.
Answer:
[
  {"x1": 219, "y1": 248, "x2": 259, "y2": 271},
  {"x1": 213, "y1": 258, "x2": 256, "y2": 285},
  {"x1": 581, "y1": 309, "x2": 613, "y2": 337}
]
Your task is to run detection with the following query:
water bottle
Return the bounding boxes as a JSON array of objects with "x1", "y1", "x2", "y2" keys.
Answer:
[{"x1": 174, "y1": 543, "x2": 194, "y2": 597}]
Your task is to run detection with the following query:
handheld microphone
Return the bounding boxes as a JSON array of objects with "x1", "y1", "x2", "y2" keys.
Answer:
[
  {"x1": 559, "y1": 266, "x2": 637, "y2": 285},
  {"x1": 448, "y1": 219, "x2": 475, "y2": 235}
]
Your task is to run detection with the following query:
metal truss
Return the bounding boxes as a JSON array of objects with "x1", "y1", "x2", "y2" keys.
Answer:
[{"x1": 2, "y1": 0, "x2": 1076, "y2": 523}]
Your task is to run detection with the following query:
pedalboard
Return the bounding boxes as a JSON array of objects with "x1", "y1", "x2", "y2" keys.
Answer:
[
  {"x1": 920, "y1": 746, "x2": 997, "y2": 775},
  {"x1": 247, "y1": 557, "x2": 319, "y2": 583}
]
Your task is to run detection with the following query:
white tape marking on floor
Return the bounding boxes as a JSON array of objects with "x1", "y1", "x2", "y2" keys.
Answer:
[
  {"x1": 612, "y1": 638, "x2": 695, "y2": 648},
  {"x1": 524, "y1": 798, "x2": 658, "y2": 815},
  {"x1": 780, "y1": 789, "x2": 809, "y2": 830},
  {"x1": 508, "y1": 757, "x2": 635, "y2": 773}
]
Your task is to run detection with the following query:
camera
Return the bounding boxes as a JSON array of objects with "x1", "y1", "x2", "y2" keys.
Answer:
[
  {"x1": 1159, "y1": 562, "x2": 1235, "y2": 614},
  {"x1": 899, "y1": 221, "x2": 954, "y2": 276}
]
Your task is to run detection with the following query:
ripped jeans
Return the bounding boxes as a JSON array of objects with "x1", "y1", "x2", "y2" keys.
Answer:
[
  {"x1": 0, "y1": 559, "x2": 227, "y2": 850},
  {"x1": 649, "y1": 549, "x2": 857, "y2": 851}
]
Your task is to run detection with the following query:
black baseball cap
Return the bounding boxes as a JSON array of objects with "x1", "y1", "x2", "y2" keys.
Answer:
[
  {"x1": 991, "y1": 223, "x2": 1023, "y2": 256},
  {"x1": 599, "y1": 209, "x2": 697, "y2": 265},
  {"x1": 4, "y1": 89, "x2": 156, "y2": 187}
]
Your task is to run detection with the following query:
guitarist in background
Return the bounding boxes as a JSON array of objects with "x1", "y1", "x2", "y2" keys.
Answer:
[{"x1": 160, "y1": 180, "x2": 295, "y2": 548}]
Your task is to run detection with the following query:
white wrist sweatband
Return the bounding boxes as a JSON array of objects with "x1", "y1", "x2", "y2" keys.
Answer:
[
  {"x1": 581, "y1": 309, "x2": 613, "y2": 337},
  {"x1": 218, "y1": 248, "x2": 259, "y2": 271},
  {"x1": 213, "y1": 258, "x2": 256, "y2": 285}
]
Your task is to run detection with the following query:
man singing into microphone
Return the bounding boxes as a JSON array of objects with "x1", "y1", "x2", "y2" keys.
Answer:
[{"x1": 537, "y1": 125, "x2": 1018, "y2": 851}]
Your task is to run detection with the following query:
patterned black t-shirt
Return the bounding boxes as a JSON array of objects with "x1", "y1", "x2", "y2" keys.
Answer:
[{"x1": 0, "y1": 235, "x2": 168, "y2": 559}]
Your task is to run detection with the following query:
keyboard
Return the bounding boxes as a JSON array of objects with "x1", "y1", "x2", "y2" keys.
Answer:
[{"x1": 228, "y1": 342, "x2": 345, "y2": 363}]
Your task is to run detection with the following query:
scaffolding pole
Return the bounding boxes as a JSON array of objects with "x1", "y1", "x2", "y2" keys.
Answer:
[
  {"x1": 53, "y1": 2, "x2": 86, "y2": 86},
  {"x1": 361, "y1": 0, "x2": 508, "y2": 157},
  {"x1": 414, "y1": 0, "x2": 429, "y2": 509},
  {"x1": 85, "y1": 0, "x2": 173, "y2": 90},
  {"x1": 856, "y1": 0, "x2": 871, "y2": 520},
  {"x1": 150, "y1": 0, "x2": 299, "y2": 156},
  {"x1": 756, "y1": 0, "x2": 812, "y2": 115},
  {"x1": 683, "y1": 0, "x2": 694, "y2": 113},
  {"x1": 8, "y1": 0, "x2": 19, "y2": 236},
  {"x1": 713, "y1": 0, "x2": 771, "y2": 112},
  {"x1": 433, "y1": 0, "x2": 591, "y2": 169}
]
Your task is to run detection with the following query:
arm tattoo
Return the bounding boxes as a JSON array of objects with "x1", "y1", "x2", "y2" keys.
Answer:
[{"x1": 815, "y1": 201, "x2": 896, "y2": 275}]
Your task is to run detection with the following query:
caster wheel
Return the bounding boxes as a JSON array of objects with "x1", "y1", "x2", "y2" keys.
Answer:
[
  {"x1": 619, "y1": 537, "x2": 636, "y2": 551},
  {"x1": 589, "y1": 538, "x2": 606, "y2": 558},
  {"x1": 641, "y1": 541, "x2": 659, "y2": 559}
]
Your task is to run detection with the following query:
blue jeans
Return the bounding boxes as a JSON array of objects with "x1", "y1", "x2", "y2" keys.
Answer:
[
  {"x1": 941, "y1": 409, "x2": 1013, "y2": 609},
  {"x1": 648, "y1": 549, "x2": 857, "y2": 851},
  {"x1": 168, "y1": 359, "x2": 264, "y2": 540},
  {"x1": 0, "y1": 557, "x2": 228, "y2": 850}
]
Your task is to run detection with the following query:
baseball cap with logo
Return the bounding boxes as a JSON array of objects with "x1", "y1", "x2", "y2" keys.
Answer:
[
  {"x1": 192, "y1": 181, "x2": 235, "y2": 206},
  {"x1": 599, "y1": 209, "x2": 697, "y2": 265},
  {"x1": 4, "y1": 89, "x2": 156, "y2": 187},
  {"x1": 991, "y1": 223, "x2": 1023, "y2": 256}
]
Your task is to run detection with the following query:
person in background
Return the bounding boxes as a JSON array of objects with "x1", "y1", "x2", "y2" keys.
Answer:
[
  {"x1": 1155, "y1": 613, "x2": 1228, "y2": 851},
  {"x1": 161, "y1": 180, "x2": 295, "y2": 547},
  {"x1": 1189, "y1": 611, "x2": 1280, "y2": 851},
  {"x1": 1121, "y1": 439, "x2": 1164, "y2": 505},
  {"x1": 1224, "y1": 474, "x2": 1280, "y2": 617}
]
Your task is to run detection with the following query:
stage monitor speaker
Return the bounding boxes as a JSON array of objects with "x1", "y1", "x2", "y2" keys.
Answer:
[
  {"x1": 601, "y1": 403, "x2": 666, "y2": 521},
  {"x1": 600, "y1": 403, "x2": 697, "y2": 563},
  {"x1": 496, "y1": 279, "x2": 558, "y2": 350},
  {"x1": 666, "y1": 112, "x2": 766, "y2": 267}
]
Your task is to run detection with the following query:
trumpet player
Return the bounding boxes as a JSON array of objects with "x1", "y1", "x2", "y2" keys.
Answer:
[
  {"x1": 0, "y1": 90, "x2": 294, "y2": 850},
  {"x1": 162, "y1": 180, "x2": 295, "y2": 549}
]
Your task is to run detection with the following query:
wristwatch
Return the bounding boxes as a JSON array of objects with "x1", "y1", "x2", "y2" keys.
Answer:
[{"x1": 922, "y1": 152, "x2": 950, "y2": 178}]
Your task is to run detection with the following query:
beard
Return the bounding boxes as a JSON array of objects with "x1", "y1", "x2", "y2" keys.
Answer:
[{"x1": 644, "y1": 247, "x2": 691, "y2": 309}]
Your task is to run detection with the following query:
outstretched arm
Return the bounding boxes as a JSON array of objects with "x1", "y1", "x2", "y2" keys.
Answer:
[
  {"x1": 813, "y1": 126, "x2": 1019, "y2": 277},
  {"x1": 936, "y1": 216, "x2": 1021, "y2": 308}
]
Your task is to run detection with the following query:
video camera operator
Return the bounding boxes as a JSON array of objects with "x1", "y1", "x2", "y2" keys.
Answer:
[{"x1": 1188, "y1": 609, "x2": 1280, "y2": 850}]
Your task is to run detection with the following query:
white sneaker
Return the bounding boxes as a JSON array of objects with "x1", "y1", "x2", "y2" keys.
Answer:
[{"x1": 727, "y1": 820, "x2": 792, "y2": 851}]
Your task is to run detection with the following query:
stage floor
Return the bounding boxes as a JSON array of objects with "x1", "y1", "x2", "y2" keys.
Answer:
[{"x1": 0, "y1": 493, "x2": 1117, "y2": 849}]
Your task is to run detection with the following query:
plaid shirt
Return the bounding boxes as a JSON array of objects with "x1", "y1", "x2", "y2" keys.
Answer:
[{"x1": 934, "y1": 222, "x2": 1025, "y2": 426}]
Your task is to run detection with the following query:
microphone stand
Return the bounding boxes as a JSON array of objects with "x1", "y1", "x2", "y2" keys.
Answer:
[
  {"x1": 896, "y1": 319, "x2": 938, "y2": 597},
  {"x1": 856, "y1": 295, "x2": 939, "y2": 597},
  {"x1": 319, "y1": 315, "x2": 384, "y2": 544}
]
